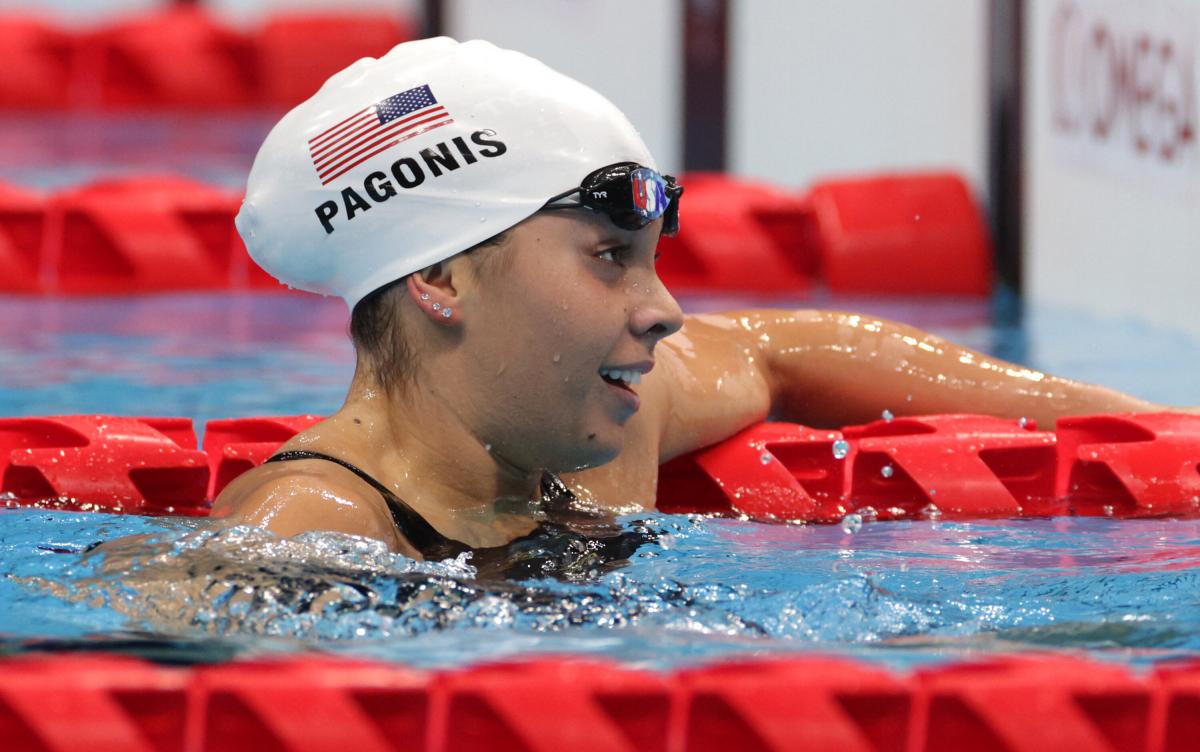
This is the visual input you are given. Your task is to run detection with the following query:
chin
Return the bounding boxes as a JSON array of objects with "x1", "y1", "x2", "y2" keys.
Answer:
[{"x1": 553, "y1": 433, "x2": 622, "y2": 473}]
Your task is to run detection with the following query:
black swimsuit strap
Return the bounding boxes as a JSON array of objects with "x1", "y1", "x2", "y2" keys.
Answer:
[
  {"x1": 263, "y1": 450, "x2": 649, "y2": 581},
  {"x1": 264, "y1": 449, "x2": 470, "y2": 560}
]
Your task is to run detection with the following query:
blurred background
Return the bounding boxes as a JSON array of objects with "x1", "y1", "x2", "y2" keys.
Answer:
[{"x1": 0, "y1": 0, "x2": 1196, "y2": 367}]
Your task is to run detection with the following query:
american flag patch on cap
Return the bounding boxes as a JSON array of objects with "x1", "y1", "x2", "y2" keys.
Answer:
[{"x1": 307, "y1": 85, "x2": 454, "y2": 185}]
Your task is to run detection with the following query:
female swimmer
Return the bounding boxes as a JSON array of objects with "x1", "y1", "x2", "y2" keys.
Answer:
[{"x1": 213, "y1": 39, "x2": 1173, "y2": 571}]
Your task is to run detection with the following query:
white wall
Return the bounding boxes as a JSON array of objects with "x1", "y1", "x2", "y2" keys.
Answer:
[
  {"x1": 1026, "y1": 0, "x2": 1200, "y2": 338},
  {"x1": 730, "y1": 0, "x2": 989, "y2": 192},
  {"x1": 445, "y1": 0, "x2": 684, "y2": 173},
  {"x1": 207, "y1": 0, "x2": 418, "y2": 29}
]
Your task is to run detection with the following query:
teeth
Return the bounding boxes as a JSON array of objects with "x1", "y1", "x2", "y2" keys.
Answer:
[{"x1": 600, "y1": 368, "x2": 641, "y2": 386}]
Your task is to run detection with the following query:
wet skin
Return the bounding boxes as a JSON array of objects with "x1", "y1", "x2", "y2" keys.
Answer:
[{"x1": 212, "y1": 212, "x2": 1170, "y2": 559}]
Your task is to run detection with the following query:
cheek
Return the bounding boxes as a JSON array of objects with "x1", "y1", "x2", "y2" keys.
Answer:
[
  {"x1": 474, "y1": 256, "x2": 625, "y2": 382},
  {"x1": 551, "y1": 293, "x2": 626, "y2": 375}
]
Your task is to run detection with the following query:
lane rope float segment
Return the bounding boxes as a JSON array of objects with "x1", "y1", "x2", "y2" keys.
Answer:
[
  {"x1": 0, "y1": 653, "x2": 1196, "y2": 751},
  {"x1": 2, "y1": 412, "x2": 1199, "y2": 521}
]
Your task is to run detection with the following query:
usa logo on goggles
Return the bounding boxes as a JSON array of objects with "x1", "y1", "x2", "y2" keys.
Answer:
[
  {"x1": 542, "y1": 162, "x2": 683, "y2": 235},
  {"x1": 631, "y1": 167, "x2": 670, "y2": 221}
]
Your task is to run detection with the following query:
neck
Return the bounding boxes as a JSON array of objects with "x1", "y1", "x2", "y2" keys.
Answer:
[{"x1": 337, "y1": 365, "x2": 543, "y2": 522}]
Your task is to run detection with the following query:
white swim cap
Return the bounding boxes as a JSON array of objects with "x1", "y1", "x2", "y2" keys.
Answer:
[{"x1": 236, "y1": 37, "x2": 656, "y2": 310}]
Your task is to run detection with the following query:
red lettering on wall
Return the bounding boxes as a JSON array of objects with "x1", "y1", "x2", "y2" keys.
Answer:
[{"x1": 1050, "y1": 0, "x2": 1197, "y2": 164}]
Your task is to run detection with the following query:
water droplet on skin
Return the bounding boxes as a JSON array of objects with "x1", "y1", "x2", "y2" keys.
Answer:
[
  {"x1": 831, "y1": 440, "x2": 850, "y2": 460},
  {"x1": 881, "y1": 464, "x2": 894, "y2": 478},
  {"x1": 881, "y1": 409, "x2": 894, "y2": 422},
  {"x1": 840, "y1": 513, "x2": 863, "y2": 534},
  {"x1": 552, "y1": 353, "x2": 561, "y2": 363},
  {"x1": 759, "y1": 452, "x2": 772, "y2": 465},
  {"x1": 906, "y1": 394, "x2": 913, "y2": 402},
  {"x1": 483, "y1": 443, "x2": 492, "y2": 452}
]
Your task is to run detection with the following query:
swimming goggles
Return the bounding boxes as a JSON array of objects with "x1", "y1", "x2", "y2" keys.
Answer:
[{"x1": 542, "y1": 162, "x2": 683, "y2": 236}]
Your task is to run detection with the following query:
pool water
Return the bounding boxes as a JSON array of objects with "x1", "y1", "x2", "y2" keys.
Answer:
[{"x1": 2, "y1": 291, "x2": 1200, "y2": 670}]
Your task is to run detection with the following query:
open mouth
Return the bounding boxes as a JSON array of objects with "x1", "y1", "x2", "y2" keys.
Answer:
[{"x1": 599, "y1": 367, "x2": 641, "y2": 393}]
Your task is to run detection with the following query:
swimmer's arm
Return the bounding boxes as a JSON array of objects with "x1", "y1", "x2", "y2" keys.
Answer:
[
  {"x1": 654, "y1": 309, "x2": 1164, "y2": 460},
  {"x1": 654, "y1": 313, "x2": 775, "y2": 460},
  {"x1": 752, "y1": 308, "x2": 1162, "y2": 429},
  {"x1": 210, "y1": 472, "x2": 412, "y2": 555}
]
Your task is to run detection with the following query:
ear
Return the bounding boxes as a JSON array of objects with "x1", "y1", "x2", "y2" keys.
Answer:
[{"x1": 406, "y1": 264, "x2": 461, "y2": 326}]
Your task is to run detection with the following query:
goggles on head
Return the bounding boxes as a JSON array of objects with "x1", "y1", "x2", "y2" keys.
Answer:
[{"x1": 541, "y1": 162, "x2": 683, "y2": 236}]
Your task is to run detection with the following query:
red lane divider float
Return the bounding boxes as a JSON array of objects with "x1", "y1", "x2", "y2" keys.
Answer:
[
  {"x1": 0, "y1": 415, "x2": 208, "y2": 515},
  {"x1": 4, "y1": 175, "x2": 288, "y2": 294},
  {"x1": 0, "y1": 16, "x2": 74, "y2": 110},
  {"x1": 655, "y1": 173, "x2": 816, "y2": 294},
  {"x1": 657, "y1": 421, "x2": 850, "y2": 520},
  {"x1": 1057, "y1": 413, "x2": 1200, "y2": 517},
  {"x1": 439, "y1": 659, "x2": 674, "y2": 752},
  {"x1": 842, "y1": 415, "x2": 1057, "y2": 520},
  {"x1": 0, "y1": 8, "x2": 413, "y2": 111},
  {"x1": 47, "y1": 177, "x2": 243, "y2": 294},
  {"x1": 256, "y1": 13, "x2": 416, "y2": 109},
  {"x1": 657, "y1": 171, "x2": 991, "y2": 297},
  {"x1": 807, "y1": 172, "x2": 993, "y2": 296},
  {"x1": 0, "y1": 654, "x2": 1198, "y2": 751},
  {"x1": 1157, "y1": 661, "x2": 1200, "y2": 751},
  {"x1": 195, "y1": 659, "x2": 430, "y2": 752},
  {"x1": 677, "y1": 658, "x2": 911, "y2": 752},
  {"x1": 658, "y1": 412, "x2": 1200, "y2": 521},
  {"x1": 0, "y1": 655, "x2": 190, "y2": 752},
  {"x1": 0, "y1": 182, "x2": 44, "y2": 292},
  {"x1": 913, "y1": 656, "x2": 1159, "y2": 752},
  {"x1": 75, "y1": 7, "x2": 258, "y2": 110},
  {"x1": 203, "y1": 414, "x2": 323, "y2": 500},
  {"x1": 4, "y1": 412, "x2": 1200, "y2": 522}
]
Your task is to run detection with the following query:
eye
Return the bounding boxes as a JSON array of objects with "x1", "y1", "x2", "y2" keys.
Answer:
[{"x1": 595, "y1": 245, "x2": 629, "y2": 264}]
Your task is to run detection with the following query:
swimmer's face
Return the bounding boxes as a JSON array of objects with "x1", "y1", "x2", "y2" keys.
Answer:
[{"x1": 457, "y1": 210, "x2": 683, "y2": 472}]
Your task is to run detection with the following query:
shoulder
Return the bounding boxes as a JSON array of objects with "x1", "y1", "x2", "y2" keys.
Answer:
[
  {"x1": 210, "y1": 456, "x2": 410, "y2": 555},
  {"x1": 648, "y1": 310, "x2": 780, "y2": 459}
]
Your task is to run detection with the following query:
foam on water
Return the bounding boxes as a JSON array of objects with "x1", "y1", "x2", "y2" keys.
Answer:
[{"x1": 3, "y1": 509, "x2": 1199, "y2": 669}]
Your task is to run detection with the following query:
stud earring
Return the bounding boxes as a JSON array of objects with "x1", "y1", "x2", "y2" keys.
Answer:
[
  {"x1": 441, "y1": 307, "x2": 453, "y2": 318},
  {"x1": 420, "y1": 292, "x2": 430, "y2": 301},
  {"x1": 432, "y1": 302, "x2": 441, "y2": 311}
]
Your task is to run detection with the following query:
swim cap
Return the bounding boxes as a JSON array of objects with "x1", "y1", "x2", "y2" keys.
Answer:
[{"x1": 236, "y1": 37, "x2": 656, "y2": 310}]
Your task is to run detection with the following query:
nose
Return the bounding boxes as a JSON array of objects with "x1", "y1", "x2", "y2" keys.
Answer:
[{"x1": 629, "y1": 270, "x2": 684, "y2": 346}]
